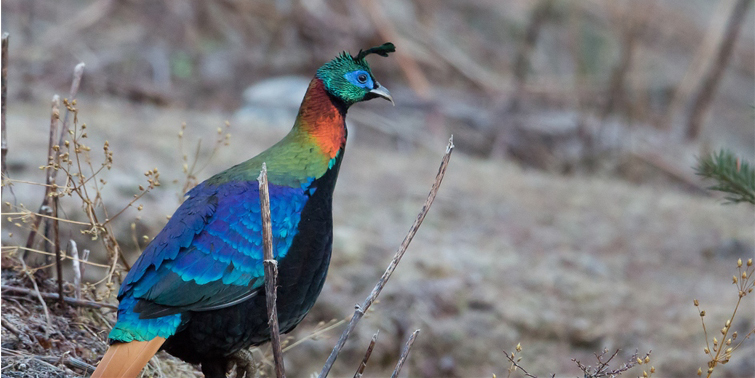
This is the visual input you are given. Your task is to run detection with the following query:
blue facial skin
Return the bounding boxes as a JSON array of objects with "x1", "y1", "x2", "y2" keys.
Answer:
[{"x1": 344, "y1": 70, "x2": 375, "y2": 89}]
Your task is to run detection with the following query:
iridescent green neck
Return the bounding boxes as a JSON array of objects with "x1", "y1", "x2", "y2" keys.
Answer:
[{"x1": 208, "y1": 78, "x2": 347, "y2": 188}]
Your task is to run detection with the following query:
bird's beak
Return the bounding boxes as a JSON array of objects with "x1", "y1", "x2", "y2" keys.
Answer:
[{"x1": 369, "y1": 83, "x2": 394, "y2": 106}]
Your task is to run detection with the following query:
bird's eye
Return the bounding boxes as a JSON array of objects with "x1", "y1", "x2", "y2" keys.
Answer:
[{"x1": 357, "y1": 73, "x2": 368, "y2": 84}]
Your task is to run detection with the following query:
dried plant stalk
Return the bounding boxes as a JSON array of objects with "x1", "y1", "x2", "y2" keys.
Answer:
[
  {"x1": 1, "y1": 33, "x2": 9, "y2": 192},
  {"x1": 353, "y1": 331, "x2": 378, "y2": 378},
  {"x1": 390, "y1": 329, "x2": 419, "y2": 378},
  {"x1": 2, "y1": 285, "x2": 118, "y2": 310},
  {"x1": 259, "y1": 163, "x2": 286, "y2": 378},
  {"x1": 319, "y1": 136, "x2": 454, "y2": 378}
]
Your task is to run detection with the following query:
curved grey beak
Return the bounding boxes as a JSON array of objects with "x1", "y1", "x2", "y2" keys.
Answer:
[{"x1": 369, "y1": 83, "x2": 394, "y2": 106}]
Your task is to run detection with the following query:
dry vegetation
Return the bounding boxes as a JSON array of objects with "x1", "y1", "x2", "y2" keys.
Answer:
[{"x1": 2, "y1": 0, "x2": 755, "y2": 377}]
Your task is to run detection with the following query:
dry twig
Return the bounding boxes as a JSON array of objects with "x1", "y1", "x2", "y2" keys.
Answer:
[
  {"x1": 1, "y1": 285, "x2": 118, "y2": 310},
  {"x1": 1, "y1": 33, "x2": 9, "y2": 194},
  {"x1": 53, "y1": 196, "x2": 64, "y2": 309},
  {"x1": 353, "y1": 331, "x2": 378, "y2": 378},
  {"x1": 572, "y1": 348, "x2": 652, "y2": 378},
  {"x1": 390, "y1": 329, "x2": 419, "y2": 378},
  {"x1": 25, "y1": 62, "x2": 85, "y2": 258},
  {"x1": 502, "y1": 349, "x2": 541, "y2": 378},
  {"x1": 1, "y1": 316, "x2": 23, "y2": 338},
  {"x1": 69, "y1": 240, "x2": 82, "y2": 300},
  {"x1": 259, "y1": 162, "x2": 286, "y2": 378},
  {"x1": 319, "y1": 136, "x2": 454, "y2": 378},
  {"x1": 18, "y1": 258, "x2": 53, "y2": 335}
]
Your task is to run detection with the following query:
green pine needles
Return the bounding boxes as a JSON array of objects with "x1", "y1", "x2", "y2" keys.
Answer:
[{"x1": 695, "y1": 150, "x2": 755, "y2": 205}]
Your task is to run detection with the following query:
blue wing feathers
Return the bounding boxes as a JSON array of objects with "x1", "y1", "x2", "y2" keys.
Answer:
[{"x1": 110, "y1": 179, "x2": 311, "y2": 342}]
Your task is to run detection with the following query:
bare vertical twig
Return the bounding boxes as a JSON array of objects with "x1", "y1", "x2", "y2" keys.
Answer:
[
  {"x1": 25, "y1": 62, "x2": 84, "y2": 257},
  {"x1": 686, "y1": 0, "x2": 751, "y2": 139},
  {"x1": 390, "y1": 329, "x2": 420, "y2": 378},
  {"x1": 58, "y1": 63, "x2": 85, "y2": 147},
  {"x1": 23, "y1": 96, "x2": 61, "y2": 263},
  {"x1": 70, "y1": 240, "x2": 81, "y2": 300},
  {"x1": 353, "y1": 331, "x2": 379, "y2": 378},
  {"x1": 1, "y1": 33, "x2": 9, "y2": 194},
  {"x1": 19, "y1": 258, "x2": 52, "y2": 336},
  {"x1": 258, "y1": 162, "x2": 286, "y2": 378},
  {"x1": 319, "y1": 136, "x2": 454, "y2": 378},
  {"x1": 81, "y1": 249, "x2": 90, "y2": 278},
  {"x1": 53, "y1": 195, "x2": 64, "y2": 309}
]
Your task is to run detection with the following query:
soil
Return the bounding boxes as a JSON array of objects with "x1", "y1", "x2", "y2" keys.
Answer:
[{"x1": 2, "y1": 95, "x2": 754, "y2": 378}]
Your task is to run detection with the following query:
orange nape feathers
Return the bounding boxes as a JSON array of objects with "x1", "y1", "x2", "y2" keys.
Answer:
[
  {"x1": 91, "y1": 338, "x2": 165, "y2": 378},
  {"x1": 297, "y1": 79, "x2": 346, "y2": 159}
]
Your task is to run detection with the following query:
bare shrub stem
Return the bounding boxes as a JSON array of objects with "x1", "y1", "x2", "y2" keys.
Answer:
[
  {"x1": 390, "y1": 329, "x2": 419, "y2": 378},
  {"x1": 319, "y1": 136, "x2": 454, "y2": 378},
  {"x1": 259, "y1": 163, "x2": 286, "y2": 378},
  {"x1": 1, "y1": 33, "x2": 9, "y2": 194},
  {"x1": 353, "y1": 331, "x2": 378, "y2": 378},
  {"x1": 1, "y1": 285, "x2": 118, "y2": 310}
]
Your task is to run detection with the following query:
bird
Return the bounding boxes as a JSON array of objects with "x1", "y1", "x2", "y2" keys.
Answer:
[{"x1": 91, "y1": 42, "x2": 395, "y2": 378}]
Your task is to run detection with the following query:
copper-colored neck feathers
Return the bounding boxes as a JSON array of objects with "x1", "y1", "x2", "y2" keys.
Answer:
[{"x1": 294, "y1": 78, "x2": 347, "y2": 159}]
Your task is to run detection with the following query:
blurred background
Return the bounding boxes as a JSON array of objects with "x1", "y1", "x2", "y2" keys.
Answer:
[{"x1": 1, "y1": 0, "x2": 754, "y2": 377}]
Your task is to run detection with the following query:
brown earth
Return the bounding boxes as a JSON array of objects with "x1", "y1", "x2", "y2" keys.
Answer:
[{"x1": 2, "y1": 95, "x2": 754, "y2": 378}]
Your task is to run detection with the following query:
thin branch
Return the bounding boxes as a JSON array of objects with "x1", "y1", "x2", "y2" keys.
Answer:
[
  {"x1": 390, "y1": 329, "x2": 419, "y2": 378},
  {"x1": 281, "y1": 319, "x2": 345, "y2": 353},
  {"x1": 4, "y1": 211, "x2": 91, "y2": 225},
  {"x1": 62, "y1": 356, "x2": 97, "y2": 374},
  {"x1": 18, "y1": 258, "x2": 52, "y2": 336},
  {"x1": 27, "y1": 355, "x2": 96, "y2": 374},
  {"x1": 58, "y1": 63, "x2": 85, "y2": 148},
  {"x1": 319, "y1": 136, "x2": 454, "y2": 378},
  {"x1": 1, "y1": 33, "x2": 9, "y2": 196},
  {"x1": 259, "y1": 162, "x2": 286, "y2": 378},
  {"x1": 1, "y1": 316, "x2": 22, "y2": 338},
  {"x1": 24, "y1": 96, "x2": 60, "y2": 258},
  {"x1": 1, "y1": 285, "x2": 118, "y2": 310},
  {"x1": 25, "y1": 62, "x2": 85, "y2": 259},
  {"x1": 69, "y1": 240, "x2": 82, "y2": 300},
  {"x1": 3, "y1": 245, "x2": 111, "y2": 268},
  {"x1": 53, "y1": 195, "x2": 65, "y2": 309},
  {"x1": 502, "y1": 349, "x2": 539, "y2": 378},
  {"x1": 353, "y1": 331, "x2": 379, "y2": 378}
]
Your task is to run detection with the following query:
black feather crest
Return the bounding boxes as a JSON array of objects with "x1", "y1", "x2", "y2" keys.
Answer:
[{"x1": 354, "y1": 42, "x2": 395, "y2": 62}]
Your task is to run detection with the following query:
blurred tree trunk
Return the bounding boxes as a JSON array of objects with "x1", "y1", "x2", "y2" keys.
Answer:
[
  {"x1": 686, "y1": 0, "x2": 751, "y2": 140},
  {"x1": 509, "y1": 0, "x2": 555, "y2": 114},
  {"x1": 490, "y1": 0, "x2": 554, "y2": 159}
]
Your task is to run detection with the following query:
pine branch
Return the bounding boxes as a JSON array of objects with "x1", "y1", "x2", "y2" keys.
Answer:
[{"x1": 695, "y1": 149, "x2": 755, "y2": 204}]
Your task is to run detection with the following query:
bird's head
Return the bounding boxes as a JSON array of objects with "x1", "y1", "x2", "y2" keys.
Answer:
[{"x1": 316, "y1": 42, "x2": 395, "y2": 107}]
